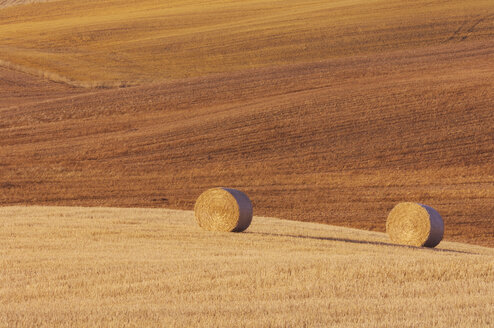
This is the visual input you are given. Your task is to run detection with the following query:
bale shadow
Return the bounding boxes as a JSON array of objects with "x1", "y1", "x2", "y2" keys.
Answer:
[{"x1": 247, "y1": 231, "x2": 477, "y2": 255}]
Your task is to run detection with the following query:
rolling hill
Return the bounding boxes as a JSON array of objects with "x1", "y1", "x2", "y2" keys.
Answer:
[
  {"x1": 1, "y1": 206, "x2": 493, "y2": 327},
  {"x1": 0, "y1": 0, "x2": 493, "y2": 246},
  {"x1": 0, "y1": 0, "x2": 493, "y2": 84}
]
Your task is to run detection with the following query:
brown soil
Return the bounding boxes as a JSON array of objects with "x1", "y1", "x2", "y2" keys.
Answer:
[
  {"x1": 0, "y1": 66, "x2": 87, "y2": 109},
  {"x1": 1, "y1": 39, "x2": 492, "y2": 247}
]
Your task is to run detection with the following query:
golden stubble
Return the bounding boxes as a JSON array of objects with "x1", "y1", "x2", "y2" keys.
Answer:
[{"x1": 1, "y1": 206, "x2": 493, "y2": 327}]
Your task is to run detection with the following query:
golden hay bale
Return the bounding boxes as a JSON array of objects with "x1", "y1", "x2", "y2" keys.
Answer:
[
  {"x1": 386, "y1": 202, "x2": 444, "y2": 248},
  {"x1": 194, "y1": 188, "x2": 253, "y2": 232}
]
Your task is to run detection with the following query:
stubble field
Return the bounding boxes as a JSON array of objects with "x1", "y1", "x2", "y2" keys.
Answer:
[{"x1": 1, "y1": 206, "x2": 493, "y2": 327}]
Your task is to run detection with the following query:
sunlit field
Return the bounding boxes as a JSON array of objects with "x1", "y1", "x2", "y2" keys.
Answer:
[
  {"x1": 1, "y1": 206, "x2": 493, "y2": 327},
  {"x1": 1, "y1": 0, "x2": 493, "y2": 246},
  {"x1": 2, "y1": 1, "x2": 493, "y2": 326},
  {"x1": 0, "y1": 0, "x2": 493, "y2": 85}
]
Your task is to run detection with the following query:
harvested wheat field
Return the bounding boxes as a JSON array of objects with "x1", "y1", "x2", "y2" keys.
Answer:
[
  {"x1": 0, "y1": 206, "x2": 493, "y2": 327},
  {"x1": 1, "y1": 0, "x2": 493, "y2": 247}
]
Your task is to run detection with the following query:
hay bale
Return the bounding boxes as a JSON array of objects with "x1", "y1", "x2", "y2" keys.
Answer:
[
  {"x1": 386, "y1": 202, "x2": 444, "y2": 248},
  {"x1": 194, "y1": 187, "x2": 253, "y2": 232}
]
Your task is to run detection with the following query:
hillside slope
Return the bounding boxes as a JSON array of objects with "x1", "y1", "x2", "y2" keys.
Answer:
[
  {"x1": 0, "y1": 0, "x2": 493, "y2": 246},
  {"x1": 1, "y1": 206, "x2": 493, "y2": 327},
  {"x1": 1, "y1": 40, "x2": 493, "y2": 246},
  {"x1": 0, "y1": 66, "x2": 88, "y2": 109},
  {"x1": 0, "y1": 0, "x2": 493, "y2": 84}
]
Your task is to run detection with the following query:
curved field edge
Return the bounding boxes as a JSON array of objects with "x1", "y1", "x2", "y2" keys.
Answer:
[
  {"x1": 0, "y1": 58, "x2": 133, "y2": 88},
  {"x1": 1, "y1": 206, "x2": 493, "y2": 327},
  {"x1": 0, "y1": 66, "x2": 90, "y2": 109}
]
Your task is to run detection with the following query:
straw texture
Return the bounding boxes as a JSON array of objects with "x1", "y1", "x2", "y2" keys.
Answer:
[
  {"x1": 194, "y1": 187, "x2": 253, "y2": 232},
  {"x1": 386, "y1": 202, "x2": 444, "y2": 248}
]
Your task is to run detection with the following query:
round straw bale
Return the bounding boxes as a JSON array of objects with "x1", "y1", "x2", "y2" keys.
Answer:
[
  {"x1": 194, "y1": 187, "x2": 253, "y2": 232},
  {"x1": 386, "y1": 202, "x2": 444, "y2": 248}
]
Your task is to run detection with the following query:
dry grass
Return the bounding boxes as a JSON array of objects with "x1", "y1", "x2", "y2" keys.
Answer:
[
  {"x1": 0, "y1": 206, "x2": 492, "y2": 327},
  {"x1": 0, "y1": 0, "x2": 493, "y2": 84}
]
